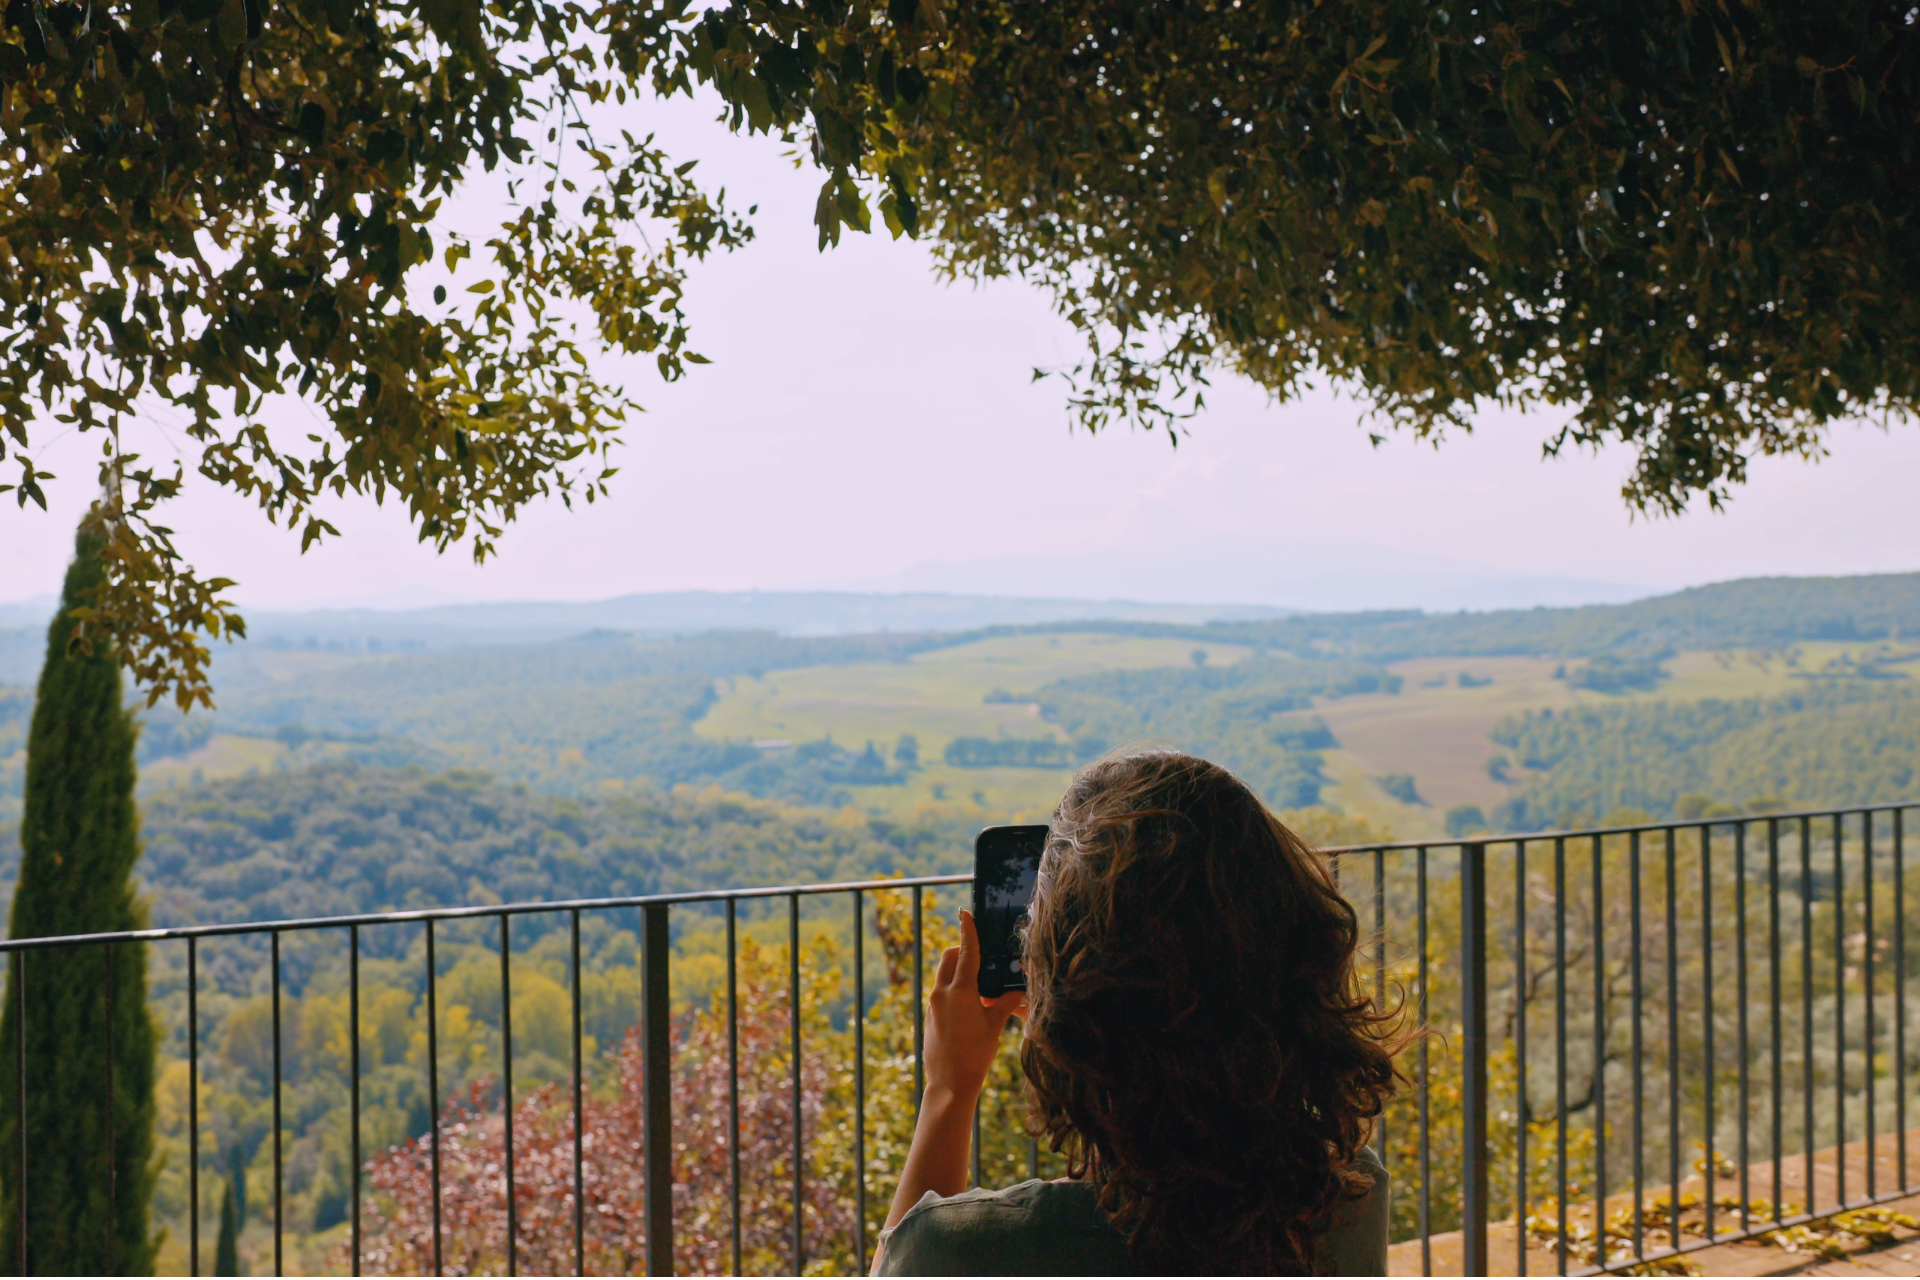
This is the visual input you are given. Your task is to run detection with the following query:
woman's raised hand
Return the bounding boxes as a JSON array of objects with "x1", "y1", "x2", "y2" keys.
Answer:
[{"x1": 924, "y1": 910, "x2": 1028, "y2": 1100}]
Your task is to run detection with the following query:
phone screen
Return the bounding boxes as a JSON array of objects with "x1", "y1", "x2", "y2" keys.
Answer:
[{"x1": 973, "y1": 825, "x2": 1047, "y2": 998}]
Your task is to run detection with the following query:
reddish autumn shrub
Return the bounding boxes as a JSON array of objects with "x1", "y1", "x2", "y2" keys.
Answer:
[{"x1": 355, "y1": 933, "x2": 859, "y2": 1276}]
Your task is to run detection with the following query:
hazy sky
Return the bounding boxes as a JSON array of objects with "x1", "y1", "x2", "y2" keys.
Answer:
[{"x1": 5, "y1": 95, "x2": 1916, "y2": 614}]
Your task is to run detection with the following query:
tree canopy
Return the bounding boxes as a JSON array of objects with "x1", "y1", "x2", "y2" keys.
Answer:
[{"x1": 4, "y1": 0, "x2": 1914, "y2": 703}]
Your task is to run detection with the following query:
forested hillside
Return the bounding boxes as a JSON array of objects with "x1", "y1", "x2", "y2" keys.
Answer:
[
  {"x1": 0, "y1": 763, "x2": 975, "y2": 1271},
  {"x1": 1031, "y1": 655, "x2": 1399, "y2": 808},
  {"x1": 1050, "y1": 572, "x2": 1920, "y2": 661},
  {"x1": 0, "y1": 762, "x2": 972, "y2": 928},
  {"x1": 2, "y1": 571, "x2": 1916, "y2": 870},
  {"x1": 133, "y1": 631, "x2": 991, "y2": 806},
  {"x1": 1490, "y1": 684, "x2": 1920, "y2": 828},
  {"x1": 0, "y1": 687, "x2": 25, "y2": 842}
]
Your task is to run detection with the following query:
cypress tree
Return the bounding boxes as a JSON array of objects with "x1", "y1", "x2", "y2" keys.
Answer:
[
  {"x1": 0, "y1": 520, "x2": 157, "y2": 1274},
  {"x1": 227, "y1": 1142, "x2": 247, "y2": 1231},
  {"x1": 213, "y1": 1179, "x2": 242, "y2": 1276}
]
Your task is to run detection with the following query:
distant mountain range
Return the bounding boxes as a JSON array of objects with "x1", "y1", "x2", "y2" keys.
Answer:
[
  {"x1": 2, "y1": 572, "x2": 1917, "y2": 688},
  {"x1": 0, "y1": 589, "x2": 1300, "y2": 680},
  {"x1": 246, "y1": 589, "x2": 1301, "y2": 640}
]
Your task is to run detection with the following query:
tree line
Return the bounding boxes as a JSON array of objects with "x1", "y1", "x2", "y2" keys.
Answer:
[
  {"x1": 995, "y1": 573, "x2": 1920, "y2": 666},
  {"x1": 1489, "y1": 683, "x2": 1920, "y2": 830},
  {"x1": 1026, "y1": 656, "x2": 1390, "y2": 809}
]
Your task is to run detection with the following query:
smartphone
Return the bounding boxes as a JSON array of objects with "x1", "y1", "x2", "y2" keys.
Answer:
[{"x1": 973, "y1": 824, "x2": 1048, "y2": 998}]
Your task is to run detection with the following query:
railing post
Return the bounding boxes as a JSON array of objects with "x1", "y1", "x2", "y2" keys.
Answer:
[
  {"x1": 642, "y1": 902, "x2": 674, "y2": 1277},
  {"x1": 1461, "y1": 841, "x2": 1490, "y2": 1276}
]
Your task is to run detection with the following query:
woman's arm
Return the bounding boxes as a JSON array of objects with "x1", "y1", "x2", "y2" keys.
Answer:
[{"x1": 879, "y1": 910, "x2": 1026, "y2": 1237}]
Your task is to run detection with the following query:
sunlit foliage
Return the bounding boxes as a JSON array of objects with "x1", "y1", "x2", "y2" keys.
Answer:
[{"x1": 7, "y1": 0, "x2": 1915, "y2": 701}]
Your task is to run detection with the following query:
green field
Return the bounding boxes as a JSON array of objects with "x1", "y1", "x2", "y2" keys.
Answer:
[
  {"x1": 697, "y1": 632, "x2": 1253, "y2": 821},
  {"x1": 694, "y1": 638, "x2": 1916, "y2": 837},
  {"x1": 1308, "y1": 648, "x2": 1808, "y2": 829},
  {"x1": 138, "y1": 732, "x2": 294, "y2": 792},
  {"x1": 1320, "y1": 642, "x2": 1914, "y2": 832}
]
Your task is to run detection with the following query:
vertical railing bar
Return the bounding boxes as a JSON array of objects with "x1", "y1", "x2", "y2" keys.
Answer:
[
  {"x1": 106, "y1": 941, "x2": 116, "y2": 1270},
  {"x1": 189, "y1": 937, "x2": 200, "y2": 1278},
  {"x1": 790, "y1": 892, "x2": 804, "y2": 1275},
  {"x1": 1374, "y1": 847, "x2": 1386, "y2": 1165},
  {"x1": 271, "y1": 930, "x2": 283, "y2": 1277},
  {"x1": 1665, "y1": 827, "x2": 1680, "y2": 1256},
  {"x1": 967, "y1": 840, "x2": 983, "y2": 1189},
  {"x1": 427, "y1": 919, "x2": 443, "y2": 1278},
  {"x1": 12, "y1": 951, "x2": 22, "y2": 1276},
  {"x1": 1555, "y1": 834, "x2": 1568, "y2": 1275},
  {"x1": 641, "y1": 902, "x2": 674, "y2": 1279},
  {"x1": 727, "y1": 899, "x2": 741, "y2": 1277},
  {"x1": 971, "y1": 1096, "x2": 983, "y2": 1189},
  {"x1": 912, "y1": 885, "x2": 925, "y2": 1116},
  {"x1": 1898, "y1": 808, "x2": 1908, "y2": 1193},
  {"x1": 1418, "y1": 845, "x2": 1431, "y2": 1278},
  {"x1": 1736, "y1": 822, "x2": 1750, "y2": 1234},
  {"x1": 501, "y1": 913, "x2": 517, "y2": 1278},
  {"x1": 351, "y1": 923, "x2": 363, "y2": 1277},
  {"x1": 1800, "y1": 815, "x2": 1815, "y2": 1216},
  {"x1": 1864, "y1": 812, "x2": 1876, "y2": 1203},
  {"x1": 1591, "y1": 832, "x2": 1606, "y2": 1258},
  {"x1": 1461, "y1": 841, "x2": 1489, "y2": 1278},
  {"x1": 1769, "y1": 817, "x2": 1784, "y2": 1225},
  {"x1": 1834, "y1": 812, "x2": 1846, "y2": 1211},
  {"x1": 853, "y1": 889, "x2": 867, "y2": 1275},
  {"x1": 570, "y1": 909, "x2": 584, "y2": 1279},
  {"x1": 1629, "y1": 830, "x2": 1644, "y2": 1263},
  {"x1": 1515, "y1": 839, "x2": 1528, "y2": 1279},
  {"x1": 1700, "y1": 824, "x2": 1714, "y2": 1244}
]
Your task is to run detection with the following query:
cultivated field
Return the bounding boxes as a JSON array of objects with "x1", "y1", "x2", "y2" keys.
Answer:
[
  {"x1": 120, "y1": 633, "x2": 1909, "y2": 837},
  {"x1": 697, "y1": 632, "x2": 1254, "y2": 820}
]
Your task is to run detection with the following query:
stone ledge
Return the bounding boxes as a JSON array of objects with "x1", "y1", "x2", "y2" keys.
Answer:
[{"x1": 1386, "y1": 1128, "x2": 1920, "y2": 1276}]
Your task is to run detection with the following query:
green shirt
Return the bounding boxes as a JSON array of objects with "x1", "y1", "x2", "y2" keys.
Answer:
[{"x1": 875, "y1": 1150, "x2": 1390, "y2": 1276}]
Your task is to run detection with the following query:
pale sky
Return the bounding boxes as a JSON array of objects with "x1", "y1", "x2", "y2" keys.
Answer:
[{"x1": 4, "y1": 94, "x2": 1916, "y2": 615}]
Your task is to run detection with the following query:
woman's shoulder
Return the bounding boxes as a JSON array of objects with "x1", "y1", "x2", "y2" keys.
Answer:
[
  {"x1": 875, "y1": 1180, "x2": 1131, "y2": 1277},
  {"x1": 1350, "y1": 1144, "x2": 1389, "y2": 1193},
  {"x1": 876, "y1": 1156, "x2": 1389, "y2": 1276},
  {"x1": 1316, "y1": 1148, "x2": 1391, "y2": 1276}
]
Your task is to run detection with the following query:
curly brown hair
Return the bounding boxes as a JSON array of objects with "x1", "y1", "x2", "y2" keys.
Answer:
[{"x1": 1019, "y1": 751, "x2": 1402, "y2": 1275}]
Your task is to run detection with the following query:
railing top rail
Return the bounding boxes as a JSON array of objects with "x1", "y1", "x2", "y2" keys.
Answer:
[
  {"x1": 1331, "y1": 799, "x2": 1913, "y2": 855},
  {"x1": 0, "y1": 873, "x2": 975, "y2": 954},
  {"x1": 0, "y1": 800, "x2": 1909, "y2": 954}
]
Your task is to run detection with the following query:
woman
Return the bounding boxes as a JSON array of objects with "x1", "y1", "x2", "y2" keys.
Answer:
[{"x1": 875, "y1": 751, "x2": 1402, "y2": 1275}]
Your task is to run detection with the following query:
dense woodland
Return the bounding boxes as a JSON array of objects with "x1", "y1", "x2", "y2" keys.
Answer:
[
  {"x1": 1029, "y1": 656, "x2": 1386, "y2": 808},
  {"x1": 1056, "y1": 572, "x2": 1920, "y2": 662},
  {"x1": 0, "y1": 763, "x2": 986, "y2": 1268},
  {"x1": 0, "y1": 763, "x2": 970, "y2": 929},
  {"x1": 1492, "y1": 684, "x2": 1920, "y2": 828}
]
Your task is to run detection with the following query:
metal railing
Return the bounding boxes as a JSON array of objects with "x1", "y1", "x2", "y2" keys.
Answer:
[{"x1": 1, "y1": 802, "x2": 1915, "y2": 1276}]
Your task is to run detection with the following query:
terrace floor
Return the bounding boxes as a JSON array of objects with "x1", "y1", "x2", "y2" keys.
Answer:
[{"x1": 1388, "y1": 1128, "x2": 1920, "y2": 1276}]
